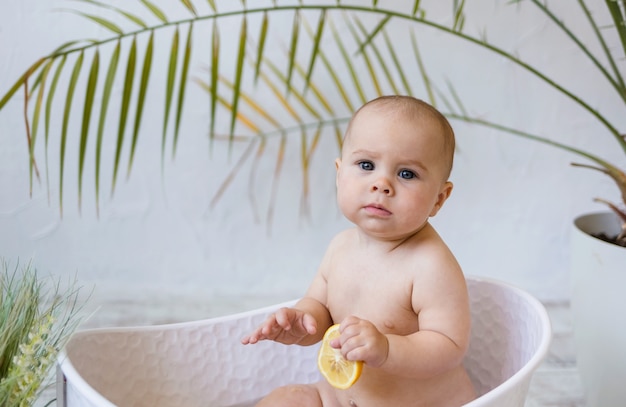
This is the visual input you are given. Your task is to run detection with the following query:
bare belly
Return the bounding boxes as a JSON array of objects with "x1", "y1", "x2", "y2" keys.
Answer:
[{"x1": 318, "y1": 365, "x2": 476, "y2": 407}]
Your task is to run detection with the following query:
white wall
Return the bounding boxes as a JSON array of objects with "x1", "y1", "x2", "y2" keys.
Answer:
[{"x1": 0, "y1": 1, "x2": 622, "y2": 319}]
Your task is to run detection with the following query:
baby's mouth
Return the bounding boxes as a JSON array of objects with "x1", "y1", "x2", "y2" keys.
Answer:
[{"x1": 364, "y1": 203, "x2": 392, "y2": 216}]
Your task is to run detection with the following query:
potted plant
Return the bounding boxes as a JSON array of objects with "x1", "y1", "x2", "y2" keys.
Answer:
[
  {"x1": 0, "y1": 0, "x2": 624, "y2": 404},
  {"x1": 0, "y1": 260, "x2": 84, "y2": 406}
]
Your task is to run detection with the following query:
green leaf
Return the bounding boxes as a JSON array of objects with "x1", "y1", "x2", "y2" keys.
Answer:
[
  {"x1": 173, "y1": 23, "x2": 193, "y2": 157},
  {"x1": 128, "y1": 31, "x2": 154, "y2": 176},
  {"x1": 209, "y1": 20, "x2": 220, "y2": 143},
  {"x1": 45, "y1": 56, "x2": 67, "y2": 203},
  {"x1": 230, "y1": 16, "x2": 247, "y2": 142},
  {"x1": 254, "y1": 12, "x2": 269, "y2": 84},
  {"x1": 286, "y1": 11, "x2": 301, "y2": 95},
  {"x1": 453, "y1": 0, "x2": 466, "y2": 32},
  {"x1": 60, "y1": 51, "x2": 85, "y2": 216},
  {"x1": 163, "y1": 27, "x2": 180, "y2": 163},
  {"x1": 302, "y1": 16, "x2": 353, "y2": 112},
  {"x1": 580, "y1": 0, "x2": 626, "y2": 98},
  {"x1": 346, "y1": 16, "x2": 381, "y2": 97},
  {"x1": 446, "y1": 79, "x2": 468, "y2": 116},
  {"x1": 355, "y1": 16, "x2": 398, "y2": 95},
  {"x1": 605, "y1": 0, "x2": 626, "y2": 57},
  {"x1": 180, "y1": 0, "x2": 198, "y2": 16},
  {"x1": 49, "y1": 40, "x2": 82, "y2": 56},
  {"x1": 382, "y1": 29, "x2": 412, "y2": 95},
  {"x1": 356, "y1": 14, "x2": 391, "y2": 55},
  {"x1": 412, "y1": 0, "x2": 421, "y2": 16},
  {"x1": 95, "y1": 40, "x2": 121, "y2": 216},
  {"x1": 304, "y1": 10, "x2": 326, "y2": 93},
  {"x1": 410, "y1": 30, "x2": 436, "y2": 107},
  {"x1": 140, "y1": 0, "x2": 168, "y2": 23},
  {"x1": 74, "y1": 12, "x2": 124, "y2": 35},
  {"x1": 71, "y1": 0, "x2": 148, "y2": 28},
  {"x1": 0, "y1": 58, "x2": 46, "y2": 110},
  {"x1": 29, "y1": 60, "x2": 54, "y2": 195},
  {"x1": 329, "y1": 18, "x2": 365, "y2": 106},
  {"x1": 78, "y1": 49, "x2": 100, "y2": 212},
  {"x1": 112, "y1": 37, "x2": 137, "y2": 196},
  {"x1": 293, "y1": 63, "x2": 334, "y2": 117}
]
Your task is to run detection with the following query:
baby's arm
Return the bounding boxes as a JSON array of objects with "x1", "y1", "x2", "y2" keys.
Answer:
[
  {"x1": 242, "y1": 248, "x2": 334, "y2": 346},
  {"x1": 337, "y1": 267, "x2": 471, "y2": 379}
]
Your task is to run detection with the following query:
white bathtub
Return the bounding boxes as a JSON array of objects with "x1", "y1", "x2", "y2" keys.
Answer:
[{"x1": 57, "y1": 276, "x2": 551, "y2": 406}]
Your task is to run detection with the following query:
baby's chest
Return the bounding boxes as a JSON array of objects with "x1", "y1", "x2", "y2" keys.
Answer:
[{"x1": 325, "y1": 266, "x2": 419, "y2": 334}]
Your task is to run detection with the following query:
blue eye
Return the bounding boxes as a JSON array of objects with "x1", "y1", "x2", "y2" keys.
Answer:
[
  {"x1": 399, "y1": 169, "x2": 416, "y2": 179},
  {"x1": 359, "y1": 161, "x2": 374, "y2": 171}
]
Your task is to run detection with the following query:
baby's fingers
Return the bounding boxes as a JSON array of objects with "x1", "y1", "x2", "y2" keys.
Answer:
[{"x1": 271, "y1": 308, "x2": 293, "y2": 332}]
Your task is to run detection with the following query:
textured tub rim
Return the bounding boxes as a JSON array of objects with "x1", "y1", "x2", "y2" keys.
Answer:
[
  {"x1": 462, "y1": 276, "x2": 552, "y2": 406},
  {"x1": 58, "y1": 276, "x2": 552, "y2": 407}
]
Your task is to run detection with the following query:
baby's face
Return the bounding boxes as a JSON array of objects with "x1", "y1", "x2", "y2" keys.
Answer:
[{"x1": 335, "y1": 107, "x2": 452, "y2": 240}]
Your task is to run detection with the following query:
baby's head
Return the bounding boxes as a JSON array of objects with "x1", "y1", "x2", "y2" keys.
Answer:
[
  {"x1": 335, "y1": 96, "x2": 456, "y2": 238},
  {"x1": 342, "y1": 95, "x2": 455, "y2": 182}
]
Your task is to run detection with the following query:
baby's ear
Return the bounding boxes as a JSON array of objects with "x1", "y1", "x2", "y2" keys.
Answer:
[
  {"x1": 335, "y1": 158, "x2": 342, "y2": 186},
  {"x1": 429, "y1": 181, "x2": 453, "y2": 217}
]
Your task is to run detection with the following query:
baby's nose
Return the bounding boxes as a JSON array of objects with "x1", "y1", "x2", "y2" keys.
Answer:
[{"x1": 371, "y1": 178, "x2": 393, "y2": 195}]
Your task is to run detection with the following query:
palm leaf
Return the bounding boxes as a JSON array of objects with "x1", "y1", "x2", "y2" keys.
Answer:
[
  {"x1": 254, "y1": 12, "x2": 269, "y2": 84},
  {"x1": 355, "y1": 14, "x2": 391, "y2": 55},
  {"x1": 112, "y1": 37, "x2": 137, "y2": 196},
  {"x1": 78, "y1": 50, "x2": 100, "y2": 211},
  {"x1": 180, "y1": 0, "x2": 198, "y2": 16},
  {"x1": 209, "y1": 19, "x2": 220, "y2": 144},
  {"x1": 72, "y1": 0, "x2": 148, "y2": 29},
  {"x1": 0, "y1": 59, "x2": 46, "y2": 110},
  {"x1": 285, "y1": 10, "x2": 301, "y2": 95},
  {"x1": 44, "y1": 56, "x2": 67, "y2": 204},
  {"x1": 140, "y1": 0, "x2": 168, "y2": 23},
  {"x1": 345, "y1": 16, "x2": 381, "y2": 97},
  {"x1": 410, "y1": 30, "x2": 436, "y2": 107},
  {"x1": 303, "y1": 10, "x2": 326, "y2": 92},
  {"x1": 329, "y1": 18, "x2": 366, "y2": 105},
  {"x1": 28, "y1": 60, "x2": 54, "y2": 195},
  {"x1": 172, "y1": 23, "x2": 193, "y2": 157},
  {"x1": 382, "y1": 29, "x2": 412, "y2": 96},
  {"x1": 95, "y1": 41, "x2": 121, "y2": 215},
  {"x1": 163, "y1": 26, "x2": 179, "y2": 164},
  {"x1": 0, "y1": 1, "x2": 624, "y2": 216},
  {"x1": 60, "y1": 51, "x2": 85, "y2": 216},
  {"x1": 354, "y1": 16, "x2": 399, "y2": 95},
  {"x1": 69, "y1": 12, "x2": 124, "y2": 35},
  {"x1": 229, "y1": 15, "x2": 248, "y2": 144},
  {"x1": 128, "y1": 31, "x2": 154, "y2": 176}
]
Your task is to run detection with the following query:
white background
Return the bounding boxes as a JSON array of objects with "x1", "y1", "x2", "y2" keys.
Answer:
[{"x1": 0, "y1": 1, "x2": 623, "y2": 319}]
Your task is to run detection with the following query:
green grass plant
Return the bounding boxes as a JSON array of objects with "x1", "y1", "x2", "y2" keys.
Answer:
[{"x1": 0, "y1": 260, "x2": 84, "y2": 407}]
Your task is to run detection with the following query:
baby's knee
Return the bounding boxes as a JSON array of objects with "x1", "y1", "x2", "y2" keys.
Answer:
[{"x1": 256, "y1": 384, "x2": 322, "y2": 407}]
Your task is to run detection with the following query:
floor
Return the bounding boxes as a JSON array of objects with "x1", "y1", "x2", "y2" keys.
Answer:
[
  {"x1": 525, "y1": 301, "x2": 586, "y2": 406},
  {"x1": 38, "y1": 299, "x2": 587, "y2": 406}
]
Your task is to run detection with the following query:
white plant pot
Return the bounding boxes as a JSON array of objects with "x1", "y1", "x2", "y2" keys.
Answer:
[{"x1": 571, "y1": 212, "x2": 626, "y2": 407}]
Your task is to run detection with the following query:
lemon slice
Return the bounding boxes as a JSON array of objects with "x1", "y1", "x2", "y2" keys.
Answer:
[{"x1": 317, "y1": 324, "x2": 363, "y2": 389}]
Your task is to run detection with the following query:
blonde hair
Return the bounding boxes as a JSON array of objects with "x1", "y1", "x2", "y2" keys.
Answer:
[{"x1": 344, "y1": 95, "x2": 456, "y2": 180}]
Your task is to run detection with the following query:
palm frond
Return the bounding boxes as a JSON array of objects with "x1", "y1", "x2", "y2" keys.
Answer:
[
  {"x1": 78, "y1": 49, "x2": 100, "y2": 212},
  {"x1": 95, "y1": 41, "x2": 121, "y2": 215},
  {"x1": 172, "y1": 23, "x2": 193, "y2": 157},
  {"x1": 0, "y1": 1, "x2": 624, "y2": 217},
  {"x1": 59, "y1": 51, "x2": 85, "y2": 216}
]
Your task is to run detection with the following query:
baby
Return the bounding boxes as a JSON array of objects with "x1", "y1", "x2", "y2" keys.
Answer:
[{"x1": 242, "y1": 95, "x2": 476, "y2": 407}]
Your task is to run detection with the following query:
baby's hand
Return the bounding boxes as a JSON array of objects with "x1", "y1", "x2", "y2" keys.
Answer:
[
  {"x1": 241, "y1": 307, "x2": 318, "y2": 346},
  {"x1": 332, "y1": 316, "x2": 389, "y2": 368}
]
